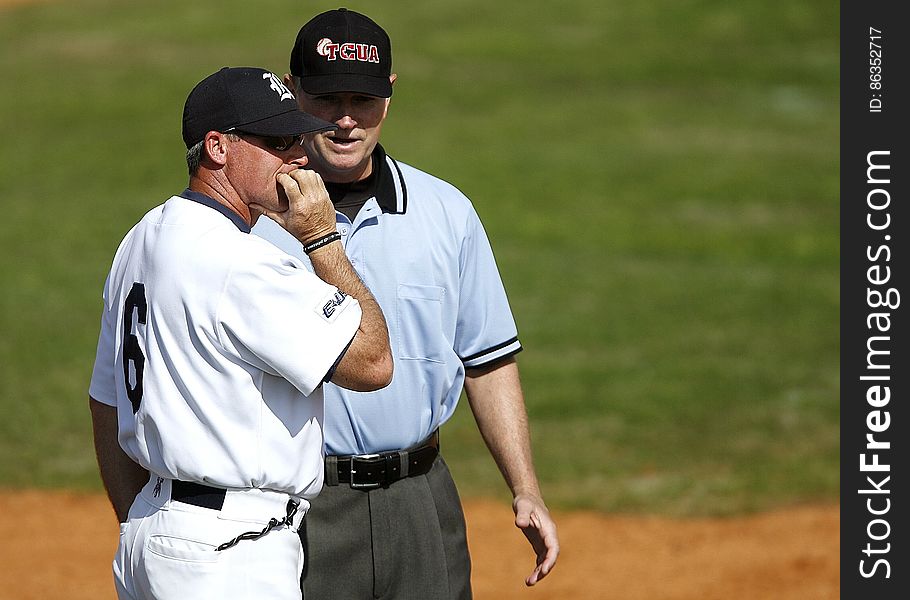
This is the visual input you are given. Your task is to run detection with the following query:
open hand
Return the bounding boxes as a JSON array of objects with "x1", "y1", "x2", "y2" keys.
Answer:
[{"x1": 513, "y1": 493, "x2": 559, "y2": 585}]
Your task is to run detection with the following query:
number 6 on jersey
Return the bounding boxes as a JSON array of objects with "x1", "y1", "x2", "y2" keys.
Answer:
[{"x1": 122, "y1": 282, "x2": 147, "y2": 413}]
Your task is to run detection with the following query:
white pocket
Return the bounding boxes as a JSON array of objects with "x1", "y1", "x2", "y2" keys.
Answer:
[
  {"x1": 146, "y1": 534, "x2": 220, "y2": 563},
  {"x1": 143, "y1": 534, "x2": 224, "y2": 599}
]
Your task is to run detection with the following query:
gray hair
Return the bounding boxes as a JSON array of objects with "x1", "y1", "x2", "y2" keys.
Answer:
[{"x1": 186, "y1": 140, "x2": 205, "y2": 175}]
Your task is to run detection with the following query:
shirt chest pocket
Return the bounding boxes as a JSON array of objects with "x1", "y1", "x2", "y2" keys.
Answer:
[{"x1": 396, "y1": 283, "x2": 447, "y2": 363}]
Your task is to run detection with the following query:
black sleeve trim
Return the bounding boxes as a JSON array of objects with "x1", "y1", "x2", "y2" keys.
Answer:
[
  {"x1": 460, "y1": 336, "x2": 520, "y2": 363},
  {"x1": 464, "y1": 347, "x2": 523, "y2": 371}
]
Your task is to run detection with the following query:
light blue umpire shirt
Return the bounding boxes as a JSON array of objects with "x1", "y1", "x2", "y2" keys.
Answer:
[{"x1": 253, "y1": 145, "x2": 522, "y2": 456}]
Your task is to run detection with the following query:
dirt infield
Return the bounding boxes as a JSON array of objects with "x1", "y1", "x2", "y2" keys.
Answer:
[{"x1": 0, "y1": 490, "x2": 837, "y2": 599}]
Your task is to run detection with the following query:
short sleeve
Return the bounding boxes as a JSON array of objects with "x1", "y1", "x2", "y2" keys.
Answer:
[
  {"x1": 88, "y1": 275, "x2": 118, "y2": 406},
  {"x1": 216, "y1": 253, "x2": 362, "y2": 396},
  {"x1": 455, "y1": 209, "x2": 522, "y2": 368}
]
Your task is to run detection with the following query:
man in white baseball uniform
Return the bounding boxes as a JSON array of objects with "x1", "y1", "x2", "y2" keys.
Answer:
[{"x1": 88, "y1": 66, "x2": 392, "y2": 600}]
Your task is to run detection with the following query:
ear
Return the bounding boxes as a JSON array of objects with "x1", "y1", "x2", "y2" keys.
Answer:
[
  {"x1": 284, "y1": 74, "x2": 305, "y2": 108},
  {"x1": 384, "y1": 74, "x2": 398, "y2": 116},
  {"x1": 204, "y1": 131, "x2": 230, "y2": 167},
  {"x1": 284, "y1": 73, "x2": 300, "y2": 99}
]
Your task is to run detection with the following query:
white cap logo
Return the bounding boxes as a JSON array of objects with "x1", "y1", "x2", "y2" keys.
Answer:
[
  {"x1": 315, "y1": 37, "x2": 380, "y2": 63},
  {"x1": 263, "y1": 72, "x2": 295, "y2": 101}
]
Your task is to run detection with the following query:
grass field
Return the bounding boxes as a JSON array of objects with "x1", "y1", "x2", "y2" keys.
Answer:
[{"x1": 0, "y1": 0, "x2": 839, "y2": 516}]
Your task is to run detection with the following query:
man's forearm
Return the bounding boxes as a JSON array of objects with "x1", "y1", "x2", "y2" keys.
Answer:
[
  {"x1": 308, "y1": 241, "x2": 383, "y2": 330},
  {"x1": 308, "y1": 242, "x2": 392, "y2": 390},
  {"x1": 89, "y1": 398, "x2": 148, "y2": 522},
  {"x1": 464, "y1": 358, "x2": 560, "y2": 585},
  {"x1": 463, "y1": 358, "x2": 542, "y2": 497},
  {"x1": 264, "y1": 169, "x2": 391, "y2": 390}
]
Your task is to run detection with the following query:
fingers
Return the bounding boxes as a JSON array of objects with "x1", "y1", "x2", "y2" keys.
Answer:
[
  {"x1": 513, "y1": 495, "x2": 560, "y2": 586},
  {"x1": 272, "y1": 170, "x2": 337, "y2": 242},
  {"x1": 276, "y1": 170, "x2": 326, "y2": 209},
  {"x1": 531, "y1": 528, "x2": 560, "y2": 584},
  {"x1": 286, "y1": 168, "x2": 329, "y2": 199},
  {"x1": 525, "y1": 533, "x2": 559, "y2": 585},
  {"x1": 275, "y1": 171, "x2": 298, "y2": 200},
  {"x1": 526, "y1": 566, "x2": 544, "y2": 586},
  {"x1": 524, "y1": 550, "x2": 551, "y2": 586}
]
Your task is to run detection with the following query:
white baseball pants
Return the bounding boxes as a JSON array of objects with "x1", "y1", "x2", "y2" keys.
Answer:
[{"x1": 113, "y1": 476, "x2": 307, "y2": 600}]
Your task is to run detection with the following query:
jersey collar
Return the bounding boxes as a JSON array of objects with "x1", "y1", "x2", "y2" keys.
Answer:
[
  {"x1": 179, "y1": 188, "x2": 251, "y2": 233},
  {"x1": 373, "y1": 144, "x2": 408, "y2": 215}
]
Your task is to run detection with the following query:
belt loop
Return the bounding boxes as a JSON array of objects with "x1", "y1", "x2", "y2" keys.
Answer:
[
  {"x1": 397, "y1": 451, "x2": 409, "y2": 478},
  {"x1": 325, "y1": 455, "x2": 339, "y2": 486}
]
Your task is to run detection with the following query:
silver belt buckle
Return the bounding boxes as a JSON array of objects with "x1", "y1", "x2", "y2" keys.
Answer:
[{"x1": 350, "y1": 454, "x2": 382, "y2": 489}]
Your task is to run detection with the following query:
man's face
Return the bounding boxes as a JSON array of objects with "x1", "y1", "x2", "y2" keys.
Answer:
[
  {"x1": 225, "y1": 134, "x2": 308, "y2": 214},
  {"x1": 294, "y1": 86, "x2": 392, "y2": 184}
]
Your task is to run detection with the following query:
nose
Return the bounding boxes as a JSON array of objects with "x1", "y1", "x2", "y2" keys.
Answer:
[
  {"x1": 335, "y1": 113, "x2": 357, "y2": 129},
  {"x1": 287, "y1": 143, "x2": 309, "y2": 167}
]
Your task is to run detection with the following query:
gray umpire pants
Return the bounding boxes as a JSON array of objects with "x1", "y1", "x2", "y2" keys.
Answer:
[{"x1": 300, "y1": 454, "x2": 472, "y2": 599}]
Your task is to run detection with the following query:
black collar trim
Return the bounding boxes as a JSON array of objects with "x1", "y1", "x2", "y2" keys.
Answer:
[
  {"x1": 373, "y1": 144, "x2": 407, "y2": 214},
  {"x1": 179, "y1": 188, "x2": 250, "y2": 233}
]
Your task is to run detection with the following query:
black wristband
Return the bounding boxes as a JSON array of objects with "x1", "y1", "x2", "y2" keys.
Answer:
[{"x1": 303, "y1": 231, "x2": 342, "y2": 254}]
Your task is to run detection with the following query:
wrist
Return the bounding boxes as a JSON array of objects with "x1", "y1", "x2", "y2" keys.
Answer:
[
  {"x1": 302, "y1": 231, "x2": 341, "y2": 254},
  {"x1": 511, "y1": 482, "x2": 543, "y2": 501}
]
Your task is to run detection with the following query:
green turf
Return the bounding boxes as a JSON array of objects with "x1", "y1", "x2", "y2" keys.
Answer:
[{"x1": 0, "y1": 0, "x2": 838, "y2": 516}]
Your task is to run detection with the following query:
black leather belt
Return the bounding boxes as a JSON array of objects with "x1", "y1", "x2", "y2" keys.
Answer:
[
  {"x1": 171, "y1": 480, "x2": 226, "y2": 510},
  {"x1": 326, "y1": 430, "x2": 440, "y2": 489}
]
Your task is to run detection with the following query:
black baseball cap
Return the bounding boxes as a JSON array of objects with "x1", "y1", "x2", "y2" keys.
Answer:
[
  {"x1": 290, "y1": 8, "x2": 393, "y2": 98},
  {"x1": 181, "y1": 66, "x2": 337, "y2": 148}
]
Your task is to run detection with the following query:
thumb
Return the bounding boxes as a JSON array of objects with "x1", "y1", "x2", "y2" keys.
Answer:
[{"x1": 513, "y1": 498, "x2": 532, "y2": 528}]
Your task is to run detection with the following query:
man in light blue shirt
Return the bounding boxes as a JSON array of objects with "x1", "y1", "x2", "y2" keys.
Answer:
[{"x1": 254, "y1": 9, "x2": 559, "y2": 598}]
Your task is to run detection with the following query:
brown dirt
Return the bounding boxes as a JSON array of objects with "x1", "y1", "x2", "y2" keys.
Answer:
[{"x1": 0, "y1": 490, "x2": 837, "y2": 599}]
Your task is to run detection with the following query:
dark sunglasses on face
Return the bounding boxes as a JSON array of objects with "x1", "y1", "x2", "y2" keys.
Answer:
[{"x1": 231, "y1": 131, "x2": 303, "y2": 152}]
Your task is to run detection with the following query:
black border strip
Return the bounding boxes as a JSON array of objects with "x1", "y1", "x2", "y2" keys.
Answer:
[{"x1": 841, "y1": 2, "x2": 907, "y2": 596}]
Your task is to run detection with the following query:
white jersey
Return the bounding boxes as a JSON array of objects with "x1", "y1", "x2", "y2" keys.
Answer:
[
  {"x1": 89, "y1": 191, "x2": 361, "y2": 498},
  {"x1": 253, "y1": 147, "x2": 521, "y2": 455}
]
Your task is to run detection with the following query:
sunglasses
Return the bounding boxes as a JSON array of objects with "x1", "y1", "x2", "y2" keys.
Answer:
[{"x1": 231, "y1": 131, "x2": 303, "y2": 152}]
